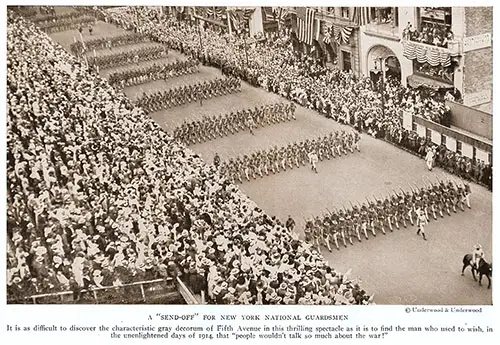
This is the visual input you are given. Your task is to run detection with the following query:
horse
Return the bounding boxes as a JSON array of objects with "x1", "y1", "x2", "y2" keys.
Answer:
[{"x1": 461, "y1": 254, "x2": 492, "y2": 289}]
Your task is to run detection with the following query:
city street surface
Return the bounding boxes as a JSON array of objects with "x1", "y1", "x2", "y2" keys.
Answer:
[{"x1": 51, "y1": 19, "x2": 492, "y2": 305}]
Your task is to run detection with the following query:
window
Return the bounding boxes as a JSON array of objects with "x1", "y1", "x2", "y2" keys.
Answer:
[
  {"x1": 441, "y1": 134, "x2": 447, "y2": 145},
  {"x1": 412, "y1": 123, "x2": 417, "y2": 132},
  {"x1": 342, "y1": 51, "x2": 351, "y2": 71},
  {"x1": 341, "y1": 7, "x2": 350, "y2": 19},
  {"x1": 414, "y1": 7, "x2": 453, "y2": 47},
  {"x1": 425, "y1": 128, "x2": 431, "y2": 140},
  {"x1": 456, "y1": 141, "x2": 462, "y2": 155},
  {"x1": 371, "y1": 7, "x2": 396, "y2": 25},
  {"x1": 473, "y1": 147, "x2": 477, "y2": 161}
]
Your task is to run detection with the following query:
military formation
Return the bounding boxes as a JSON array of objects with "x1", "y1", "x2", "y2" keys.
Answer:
[
  {"x1": 38, "y1": 15, "x2": 95, "y2": 33},
  {"x1": 70, "y1": 32, "x2": 150, "y2": 56},
  {"x1": 173, "y1": 102, "x2": 296, "y2": 145},
  {"x1": 304, "y1": 178, "x2": 472, "y2": 252},
  {"x1": 88, "y1": 44, "x2": 168, "y2": 70},
  {"x1": 218, "y1": 130, "x2": 361, "y2": 183},
  {"x1": 136, "y1": 77, "x2": 241, "y2": 114},
  {"x1": 108, "y1": 58, "x2": 199, "y2": 88}
]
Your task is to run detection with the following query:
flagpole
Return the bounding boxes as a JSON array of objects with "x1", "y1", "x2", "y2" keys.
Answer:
[
  {"x1": 244, "y1": 28, "x2": 249, "y2": 67},
  {"x1": 227, "y1": 8, "x2": 232, "y2": 35}
]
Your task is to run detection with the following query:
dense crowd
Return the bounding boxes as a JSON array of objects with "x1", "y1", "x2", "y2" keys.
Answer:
[
  {"x1": 88, "y1": 44, "x2": 168, "y2": 70},
  {"x1": 135, "y1": 77, "x2": 241, "y2": 114},
  {"x1": 173, "y1": 102, "x2": 296, "y2": 145},
  {"x1": 70, "y1": 32, "x2": 151, "y2": 56},
  {"x1": 89, "y1": 7, "x2": 491, "y2": 188},
  {"x1": 405, "y1": 21, "x2": 454, "y2": 48},
  {"x1": 7, "y1": 11, "x2": 371, "y2": 305},
  {"x1": 108, "y1": 58, "x2": 199, "y2": 89},
  {"x1": 305, "y1": 179, "x2": 471, "y2": 251},
  {"x1": 219, "y1": 131, "x2": 360, "y2": 183}
]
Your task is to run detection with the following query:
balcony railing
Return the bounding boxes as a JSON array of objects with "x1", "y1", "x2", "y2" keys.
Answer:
[{"x1": 7, "y1": 277, "x2": 180, "y2": 304}]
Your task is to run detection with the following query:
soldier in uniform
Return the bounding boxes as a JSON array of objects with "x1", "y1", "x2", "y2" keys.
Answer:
[
  {"x1": 359, "y1": 204, "x2": 371, "y2": 239},
  {"x1": 337, "y1": 210, "x2": 348, "y2": 248},
  {"x1": 416, "y1": 206, "x2": 428, "y2": 240},
  {"x1": 308, "y1": 150, "x2": 319, "y2": 173}
]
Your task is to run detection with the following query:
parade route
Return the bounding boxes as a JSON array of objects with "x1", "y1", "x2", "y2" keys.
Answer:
[{"x1": 51, "y1": 18, "x2": 492, "y2": 305}]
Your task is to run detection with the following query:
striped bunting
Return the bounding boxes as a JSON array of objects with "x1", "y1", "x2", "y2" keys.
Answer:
[
  {"x1": 403, "y1": 40, "x2": 456, "y2": 67},
  {"x1": 341, "y1": 26, "x2": 353, "y2": 44},
  {"x1": 333, "y1": 24, "x2": 341, "y2": 44},
  {"x1": 403, "y1": 41, "x2": 416, "y2": 59}
]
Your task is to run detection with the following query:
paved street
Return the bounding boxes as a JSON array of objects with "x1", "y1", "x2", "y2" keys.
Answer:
[{"x1": 51, "y1": 19, "x2": 493, "y2": 305}]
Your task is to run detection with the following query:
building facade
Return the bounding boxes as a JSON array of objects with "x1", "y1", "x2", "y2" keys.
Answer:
[{"x1": 357, "y1": 7, "x2": 492, "y2": 112}]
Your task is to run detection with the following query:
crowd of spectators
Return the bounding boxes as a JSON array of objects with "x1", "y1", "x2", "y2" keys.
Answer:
[
  {"x1": 7, "y1": 10, "x2": 371, "y2": 305},
  {"x1": 404, "y1": 21, "x2": 454, "y2": 48},
  {"x1": 90, "y1": 7, "x2": 489, "y2": 188}
]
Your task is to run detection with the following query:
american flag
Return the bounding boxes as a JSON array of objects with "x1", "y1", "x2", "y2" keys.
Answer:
[
  {"x1": 296, "y1": 7, "x2": 316, "y2": 45},
  {"x1": 351, "y1": 7, "x2": 370, "y2": 27}
]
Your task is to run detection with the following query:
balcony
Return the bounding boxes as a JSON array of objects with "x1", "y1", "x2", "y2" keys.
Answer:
[{"x1": 404, "y1": 38, "x2": 461, "y2": 58}]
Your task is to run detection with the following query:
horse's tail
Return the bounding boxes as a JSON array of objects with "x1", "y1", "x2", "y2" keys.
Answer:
[{"x1": 463, "y1": 254, "x2": 472, "y2": 265}]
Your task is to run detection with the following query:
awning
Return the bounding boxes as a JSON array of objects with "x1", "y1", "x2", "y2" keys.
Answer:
[{"x1": 407, "y1": 74, "x2": 454, "y2": 90}]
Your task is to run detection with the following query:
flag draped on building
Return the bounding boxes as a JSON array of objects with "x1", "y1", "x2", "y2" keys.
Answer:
[
  {"x1": 322, "y1": 23, "x2": 332, "y2": 44},
  {"x1": 351, "y1": 7, "x2": 370, "y2": 26},
  {"x1": 324, "y1": 23, "x2": 354, "y2": 45},
  {"x1": 296, "y1": 7, "x2": 316, "y2": 45}
]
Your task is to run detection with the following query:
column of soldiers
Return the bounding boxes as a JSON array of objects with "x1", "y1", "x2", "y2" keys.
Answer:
[
  {"x1": 88, "y1": 45, "x2": 168, "y2": 70},
  {"x1": 108, "y1": 59, "x2": 199, "y2": 88},
  {"x1": 31, "y1": 10, "x2": 80, "y2": 24},
  {"x1": 173, "y1": 102, "x2": 296, "y2": 145},
  {"x1": 136, "y1": 77, "x2": 241, "y2": 114},
  {"x1": 38, "y1": 16, "x2": 95, "y2": 33},
  {"x1": 304, "y1": 178, "x2": 472, "y2": 252},
  {"x1": 70, "y1": 32, "x2": 150, "y2": 56},
  {"x1": 218, "y1": 130, "x2": 361, "y2": 183}
]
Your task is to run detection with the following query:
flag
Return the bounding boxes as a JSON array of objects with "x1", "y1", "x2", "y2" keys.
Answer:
[
  {"x1": 296, "y1": 7, "x2": 315, "y2": 45},
  {"x1": 228, "y1": 8, "x2": 255, "y2": 32},
  {"x1": 323, "y1": 24, "x2": 332, "y2": 44},
  {"x1": 262, "y1": 7, "x2": 275, "y2": 22},
  {"x1": 314, "y1": 19, "x2": 320, "y2": 41},
  {"x1": 351, "y1": 7, "x2": 370, "y2": 27},
  {"x1": 275, "y1": 7, "x2": 289, "y2": 25}
]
